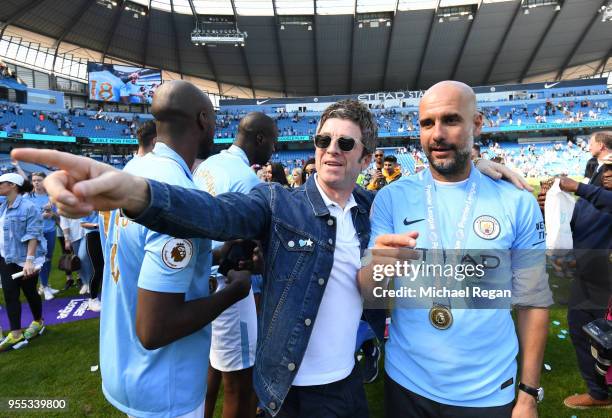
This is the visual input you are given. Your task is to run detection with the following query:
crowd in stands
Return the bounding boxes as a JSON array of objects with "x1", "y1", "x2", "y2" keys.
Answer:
[
  {"x1": 0, "y1": 102, "x2": 143, "y2": 138},
  {"x1": 213, "y1": 98, "x2": 611, "y2": 140},
  {"x1": 481, "y1": 99, "x2": 611, "y2": 128},
  {"x1": 265, "y1": 138, "x2": 592, "y2": 181}
]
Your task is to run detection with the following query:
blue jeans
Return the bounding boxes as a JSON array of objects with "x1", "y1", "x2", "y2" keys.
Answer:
[
  {"x1": 39, "y1": 230, "x2": 56, "y2": 287},
  {"x1": 78, "y1": 237, "x2": 93, "y2": 286}
]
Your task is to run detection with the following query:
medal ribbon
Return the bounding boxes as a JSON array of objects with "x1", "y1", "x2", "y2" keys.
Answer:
[{"x1": 423, "y1": 165, "x2": 481, "y2": 310}]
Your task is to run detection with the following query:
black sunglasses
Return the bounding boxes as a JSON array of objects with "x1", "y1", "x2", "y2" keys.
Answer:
[{"x1": 314, "y1": 135, "x2": 358, "y2": 152}]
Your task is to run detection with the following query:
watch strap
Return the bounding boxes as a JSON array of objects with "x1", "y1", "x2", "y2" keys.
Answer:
[{"x1": 518, "y1": 382, "x2": 539, "y2": 400}]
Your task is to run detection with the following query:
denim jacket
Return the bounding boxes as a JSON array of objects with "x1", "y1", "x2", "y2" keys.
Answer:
[
  {"x1": 132, "y1": 175, "x2": 385, "y2": 416},
  {"x1": 0, "y1": 194, "x2": 47, "y2": 265}
]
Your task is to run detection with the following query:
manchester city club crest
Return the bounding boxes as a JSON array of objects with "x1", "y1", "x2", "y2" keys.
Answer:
[{"x1": 473, "y1": 215, "x2": 501, "y2": 240}]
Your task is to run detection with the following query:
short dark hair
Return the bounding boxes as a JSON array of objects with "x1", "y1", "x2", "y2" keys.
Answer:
[
  {"x1": 384, "y1": 155, "x2": 397, "y2": 164},
  {"x1": 137, "y1": 120, "x2": 157, "y2": 149},
  {"x1": 317, "y1": 99, "x2": 377, "y2": 155},
  {"x1": 592, "y1": 131, "x2": 612, "y2": 150}
]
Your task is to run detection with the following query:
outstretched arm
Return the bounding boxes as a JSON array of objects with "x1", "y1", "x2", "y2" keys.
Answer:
[
  {"x1": 11, "y1": 148, "x2": 271, "y2": 242},
  {"x1": 11, "y1": 149, "x2": 148, "y2": 217}
]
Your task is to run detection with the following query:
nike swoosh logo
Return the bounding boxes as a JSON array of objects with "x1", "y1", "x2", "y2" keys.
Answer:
[
  {"x1": 403, "y1": 218, "x2": 425, "y2": 226},
  {"x1": 544, "y1": 82, "x2": 560, "y2": 89},
  {"x1": 256, "y1": 99, "x2": 270, "y2": 105}
]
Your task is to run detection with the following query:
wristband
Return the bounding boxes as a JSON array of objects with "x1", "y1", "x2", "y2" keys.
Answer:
[{"x1": 26, "y1": 255, "x2": 35, "y2": 261}]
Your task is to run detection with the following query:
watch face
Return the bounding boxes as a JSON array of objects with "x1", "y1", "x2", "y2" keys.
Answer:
[{"x1": 537, "y1": 387, "x2": 544, "y2": 402}]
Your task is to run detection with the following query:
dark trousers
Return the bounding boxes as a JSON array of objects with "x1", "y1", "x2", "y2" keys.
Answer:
[
  {"x1": 384, "y1": 374, "x2": 513, "y2": 418},
  {"x1": 0, "y1": 257, "x2": 42, "y2": 331},
  {"x1": 267, "y1": 365, "x2": 369, "y2": 418},
  {"x1": 85, "y1": 231, "x2": 104, "y2": 299},
  {"x1": 568, "y1": 308, "x2": 610, "y2": 400}
]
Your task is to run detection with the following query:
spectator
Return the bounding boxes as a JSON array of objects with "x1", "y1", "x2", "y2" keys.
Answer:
[
  {"x1": 264, "y1": 162, "x2": 290, "y2": 187},
  {"x1": 291, "y1": 167, "x2": 303, "y2": 188},
  {"x1": 0, "y1": 173, "x2": 47, "y2": 352},
  {"x1": 538, "y1": 161, "x2": 612, "y2": 409},
  {"x1": 26, "y1": 172, "x2": 60, "y2": 301},
  {"x1": 368, "y1": 155, "x2": 401, "y2": 190}
]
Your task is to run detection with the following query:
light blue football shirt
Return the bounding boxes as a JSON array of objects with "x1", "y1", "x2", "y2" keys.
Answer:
[
  {"x1": 193, "y1": 144, "x2": 260, "y2": 254},
  {"x1": 100, "y1": 142, "x2": 212, "y2": 418},
  {"x1": 193, "y1": 144, "x2": 260, "y2": 369},
  {"x1": 369, "y1": 166, "x2": 552, "y2": 407}
]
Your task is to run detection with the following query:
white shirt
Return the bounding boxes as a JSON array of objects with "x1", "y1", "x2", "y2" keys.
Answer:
[
  {"x1": 292, "y1": 175, "x2": 363, "y2": 386},
  {"x1": 59, "y1": 216, "x2": 85, "y2": 242}
]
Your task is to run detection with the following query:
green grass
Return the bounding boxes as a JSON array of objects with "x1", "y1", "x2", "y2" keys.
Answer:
[{"x1": 1, "y1": 220, "x2": 610, "y2": 417}]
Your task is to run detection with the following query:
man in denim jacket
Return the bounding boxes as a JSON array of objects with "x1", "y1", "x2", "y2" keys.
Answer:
[{"x1": 13, "y1": 101, "x2": 528, "y2": 417}]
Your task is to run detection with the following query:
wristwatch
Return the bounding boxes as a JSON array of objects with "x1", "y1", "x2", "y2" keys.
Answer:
[{"x1": 518, "y1": 382, "x2": 544, "y2": 403}]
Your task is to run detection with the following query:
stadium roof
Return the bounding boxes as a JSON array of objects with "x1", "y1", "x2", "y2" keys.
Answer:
[{"x1": 1, "y1": 0, "x2": 611, "y2": 97}]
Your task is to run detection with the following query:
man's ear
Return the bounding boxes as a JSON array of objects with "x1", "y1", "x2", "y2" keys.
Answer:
[
  {"x1": 361, "y1": 153, "x2": 372, "y2": 168},
  {"x1": 473, "y1": 112, "x2": 483, "y2": 137},
  {"x1": 197, "y1": 111, "x2": 207, "y2": 130}
]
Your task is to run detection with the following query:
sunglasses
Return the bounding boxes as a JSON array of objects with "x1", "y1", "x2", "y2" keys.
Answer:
[{"x1": 314, "y1": 134, "x2": 358, "y2": 152}]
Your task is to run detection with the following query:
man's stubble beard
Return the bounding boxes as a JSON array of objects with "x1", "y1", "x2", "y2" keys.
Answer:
[{"x1": 426, "y1": 135, "x2": 473, "y2": 176}]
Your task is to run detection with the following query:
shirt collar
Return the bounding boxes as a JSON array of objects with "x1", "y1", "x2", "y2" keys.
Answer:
[
  {"x1": 150, "y1": 142, "x2": 193, "y2": 180},
  {"x1": 313, "y1": 173, "x2": 357, "y2": 212},
  {"x1": 223, "y1": 144, "x2": 250, "y2": 167}
]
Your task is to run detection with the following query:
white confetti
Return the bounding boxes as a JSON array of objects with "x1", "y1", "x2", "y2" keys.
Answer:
[
  {"x1": 552, "y1": 321, "x2": 561, "y2": 326},
  {"x1": 561, "y1": 329, "x2": 568, "y2": 335},
  {"x1": 557, "y1": 334, "x2": 566, "y2": 339},
  {"x1": 544, "y1": 364, "x2": 551, "y2": 371},
  {"x1": 90, "y1": 365, "x2": 99, "y2": 372}
]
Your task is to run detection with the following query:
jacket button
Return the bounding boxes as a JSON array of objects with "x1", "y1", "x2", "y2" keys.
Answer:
[
  {"x1": 288, "y1": 363, "x2": 296, "y2": 371},
  {"x1": 328, "y1": 238, "x2": 333, "y2": 245},
  {"x1": 269, "y1": 402, "x2": 277, "y2": 410},
  {"x1": 288, "y1": 240, "x2": 295, "y2": 248},
  {"x1": 304, "y1": 318, "x2": 312, "y2": 326},
  {"x1": 327, "y1": 219, "x2": 334, "y2": 226},
  {"x1": 318, "y1": 278, "x2": 325, "y2": 285}
]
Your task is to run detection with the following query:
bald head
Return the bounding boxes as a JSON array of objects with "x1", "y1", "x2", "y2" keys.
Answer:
[
  {"x1": 150, "y1": 80, "x2": 216, "y2": 163},
  {"x1": 420, "y1": 80, "x2": 477, "y2": 115},
  {"x1": 151, "y1": 80, "x2": 213, "y2": 122},
  {"x1": 237, "y1": 112, "x2": 277, "y2": 140},
  {"x1": 235, "y1": 112, "x2": 278, "y2": 166}
]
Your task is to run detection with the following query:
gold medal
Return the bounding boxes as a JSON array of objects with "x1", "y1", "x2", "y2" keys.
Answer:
[{"x1": 429, "y1": 305, "x2": 453, "y2": 330}]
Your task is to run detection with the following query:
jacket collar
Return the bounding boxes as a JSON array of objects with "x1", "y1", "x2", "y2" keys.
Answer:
[
  {"x1": 3, "y1": 194, "x2": 24, "y2": 210},
  {"x1": 304, "y1": 174, "x2": 369, "y2": 217}
]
